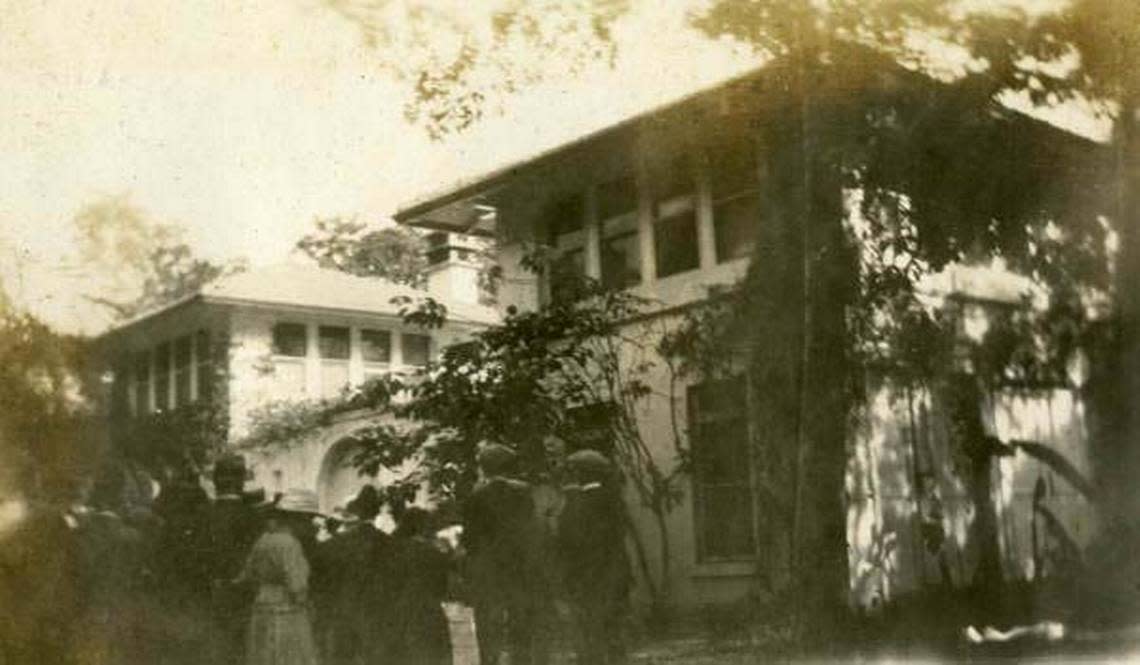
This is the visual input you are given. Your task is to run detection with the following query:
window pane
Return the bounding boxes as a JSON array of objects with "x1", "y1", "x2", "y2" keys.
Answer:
[
  {"x1": 600, "y1": 232, "x2": 640, "y2": 290},
  {"x1": 318, "y1": 326, "x2": 350, "y2": 360},
  {"x1": 654, "y1": 208, "x2": 699, "y2": 278},
  {"x1": 196, "y1": 330, "x2": 213, "y2": 403},
  {"x1": 361, "y1": 329, "x2": 392, "y2": 363},
  {"x1": 402, "y1": 334, "x2": 431, "y2": 366},
  {"x1": 174, "y1": 336, "x2": 192, "y2": 408},
  {"x1": 714, "y1": 194, "x2": 760, "y2": 263},
  {"x1": 134, "y1": 351, "x2": 150, "y2": 415},
  {"x1": 597, "y1": 177, "x2": 637, "y2": 220},
  {"x1": 154, "y1": 343, "x2": 171, "y2": 411},
  {"x1": 550, "y1": 248, "x2": 586, "y2": 303},
  {"x1": 111, "y1": 360, "x2": 130, "y2": 418},
  {"x1": 699, "y1": 486, "x2": 756, "y2": 559},
  {"x1": 546, "y1": 193, "x2": 585, "y2": 240},
  {"x1": 273, "y1": 323, "x2": 307, "y2": 357},
  {"x1": 565, "y1": 403, "x2": 616, "y2": 454},
  {"x1": 689, "y1": 378, "x2": 755, "y2": 561}
]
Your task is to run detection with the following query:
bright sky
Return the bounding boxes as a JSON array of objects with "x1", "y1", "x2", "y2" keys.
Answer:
[
  {"x1": 0, "y1": 0, "x2": 762, "y2": 333},
  {"x1": 0, "y1": 0, "x2": 1106, "y2": 334}
]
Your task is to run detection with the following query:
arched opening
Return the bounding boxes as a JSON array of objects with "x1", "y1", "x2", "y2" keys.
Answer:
[{"x1": 317, "y1": 436, "x2": 375, "y2": 516}]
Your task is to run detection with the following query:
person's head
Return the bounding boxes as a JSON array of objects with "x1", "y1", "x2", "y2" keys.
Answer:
[
  {"x1": 212, "y1": 454, "x2": 247, "y2": 496},
  {"x1": 395, "y1": 506, "x2": 433, "y2": 538},
  {"x1": 345, "y1": 485, "x2": 382, "y2": 522},
  {"x1": 476, "y1": 443, "x2": 518, "y2": 479},
  {"x1": 565, "y1": 449, "x2": 613, "y2": 486}
]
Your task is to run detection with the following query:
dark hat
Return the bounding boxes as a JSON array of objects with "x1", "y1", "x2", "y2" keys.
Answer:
[
  {"x1": 476, "y1": 443, "x2": 518, "y2": 474},
  {"x1": 212, "y1": 455, "x2": 247, "y2": 483},
  {"x1": 346, "y1": 485, "x2": 382, "y2": 519}
]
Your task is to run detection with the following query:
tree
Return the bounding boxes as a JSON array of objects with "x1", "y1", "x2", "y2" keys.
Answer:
[
  {"x1": 295, "y1": 216, "x2": 429, "y2": 287},
  {"x1": 323, "y1": 0, "x2": 627, "y2": 138},
  {"x1": 0, "y1": 307, "x2": 97, "y2": 498},
  {"x1": 73, "y1": 194, "x2": 246, "y2": 321}
]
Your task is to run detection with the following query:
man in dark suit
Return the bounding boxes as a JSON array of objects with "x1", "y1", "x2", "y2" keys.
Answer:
[
  {"x1": 558, "y1": 449, "x2": 630, "y2": 665},
  {"x1": 317, "y1": 485, "x2": 398, "y2": 665},
  {"x1": 462, "y1": 443, "x2": 544, "y2": 665},
  {"x1": 201, "y1": 454, "x2": 261, "y2": 665}
]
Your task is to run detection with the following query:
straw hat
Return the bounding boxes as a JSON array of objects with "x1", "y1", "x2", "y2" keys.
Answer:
[
  {"x1": 275, "y1": 488, "x2": 321, "y2": 516},
  {"x1": 566, "y1": 449, "x2": 613, "y2": 481}
]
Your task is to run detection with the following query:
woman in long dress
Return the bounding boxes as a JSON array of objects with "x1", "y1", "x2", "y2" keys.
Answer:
[{"x1": 239, "y1": 494, "x2": 319, "y2": 665}]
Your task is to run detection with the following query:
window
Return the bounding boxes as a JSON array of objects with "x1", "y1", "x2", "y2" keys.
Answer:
[
  {"x1": 133, "y1": 351, "x2": 151, "y2": 415},
  {"x1": 402, "y1": 333, "x2": 431, "y2": 367},
  {"x1": 550, "y1": 247, "x2": 586, "y2": 303},
  {"x1": 426, "y1": 232, "x2": 451, "y2": 265},
  {"x1": 361, "y1": 329, "x2": 392, "y2": 364},
  {"x1": 689, "y1": 378, "x2": 755, "y2": 561},
  {"x1": 174, "y1": 336, "x2": 192, "y2": 407},
  {"x1": 654, "y1": 203, "x2": 699, "y2": 278},
  {"x1": 318, "y1": 326, "x2": 350, "y2": 360},
  {"x1": 154, "y1": 342, "x2": 171, "y2": 411},
  {"x1": 547, "y1": 193, "x2": 587, "y2": 303},
  {"x1": 111, "y1": 359, "x2": 130, "y2": 419},
  {"x1": 273, "y1": 323, "x2": 308, "y2": 357},
  {"x1": 196, "y1": 330, "x2": 213, "y2": 403},
  {"x1": 598, "y1": 177, "x2": 641, "y2": 290},
  {"x1": 711, "y1": 143, "x2": 761, "y2": 262}
]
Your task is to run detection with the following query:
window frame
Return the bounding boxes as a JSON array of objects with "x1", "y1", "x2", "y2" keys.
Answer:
[
  {"x1": 272, "y1": 322, "x2": 308, "y2": 358},
  {"x1": 687, "y1": 376, "x2": 758, "y2": 563},
  {"x1": 360, "y1": 328, "x2": 393, "y2": 365},
  {"x1": 401, "y1": 333, "x2": 432, "y2": 367},
  {"x1": 653, "y1": 197, "x2": 700, "y2": 279}
]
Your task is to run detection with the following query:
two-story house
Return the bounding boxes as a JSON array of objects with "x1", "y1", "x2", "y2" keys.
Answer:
[
  {"x1": 95, "y1": 249, "x2": 496, "y2": 513},
  {"x1": 394, "y1": 48, "x2": 1104, "y2": 611}
]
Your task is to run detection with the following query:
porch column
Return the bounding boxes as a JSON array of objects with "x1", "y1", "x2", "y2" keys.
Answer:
[
  {"x1": 584, "y1": 186, "x2": 602, "y2": 280},
  {"x1": 305, "y1": 322, "x2": 320, "y2": 397},
  {"x1": 636, "y1": 153, "x2": 657, "y2": 283}
]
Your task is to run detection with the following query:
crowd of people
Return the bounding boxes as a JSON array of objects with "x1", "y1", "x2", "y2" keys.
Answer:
[{"x1": 0, "y1": 441, "x2": 632, "y2": 665}]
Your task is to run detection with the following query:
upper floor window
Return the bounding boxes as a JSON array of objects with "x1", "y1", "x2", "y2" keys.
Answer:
[
  {"x1": 111, "y1": 359, "x2": 130, "y2": 419},
  {"x1": 547, "y1": 193, "x2": 587, "y2": 302},
  {"x1": 654, "y1": 199, "x2": 699, "y2": 278},
  {"x1": 361, "y1": 329, "x2": 392, "y2": 364},
  {"x1": 133, "y1": 351, "x2": 151, "y2": 416},
  {"x1": 174, "y1": 336, "x2": 192, "y2": 408},
  {"x1": 272, "y1": 323, "x2": 307, "y2": 357},
  {"x1": 402, "y1": 333, "x2": 431, "y2": 367},
  {"x1": 318, "y1": 326, "x2": 350, "y2": 360},
  {"x1": 653, "y1": 157, "x2": 699, "y2": 278},
  {"x1": 598, "y1": 177, "x2": 641, "y2": 290},
  {"x1": 154, "y1": 342, "x2": 172, "y2": 411},
  {"x1": 689, "y1": 377, "x2": 756, "y2": 561},
  {"x1": 196, "y1": 330, "x2": 213, "y2": 403},
  {"x1": 711, "y1": 143, "x2": 761, "y2": 262}
]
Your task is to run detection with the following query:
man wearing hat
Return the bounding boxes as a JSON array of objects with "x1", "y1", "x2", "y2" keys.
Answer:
[
  {"x1": 316, "y1": 484, "x2": 399, "y2": 665},
  {"x1": 462, "y1": 443, "x2": 545, "y2": 665},
  {"x1": 558, "y1": 449, "x2": 630, "y2": 665},
  {"x1": 202, "y1": 454, "x2": 262, "y2": 665}
]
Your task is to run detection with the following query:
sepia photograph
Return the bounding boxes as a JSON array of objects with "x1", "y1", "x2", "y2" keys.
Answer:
[{"x1": 1, "y1": 0, "x2": 1138, "y2": 662}]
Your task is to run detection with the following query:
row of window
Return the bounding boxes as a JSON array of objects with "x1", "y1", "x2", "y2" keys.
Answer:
[
  {"x1": 112, "y1": 330, "x2": 213, "y2": 418},
  {"x1": 271, "y1": 323, "x2": 432, "y2": 367},
  {"x1": 547, "y1": 143, "x2": 763, "y2": 301}
]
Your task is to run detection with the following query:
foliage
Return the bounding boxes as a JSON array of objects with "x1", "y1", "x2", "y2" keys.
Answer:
[
  {"x1": 114, "y1": 401, "x2": 229, "y2": 472},
  {"x1": 323, "y1": 0, "x2": 628, "y2": 138},
  {"x1": 0, "y1": 309, "x2": 96, "y2": 496},
  {"x1": 295, "y1": 216, "x2": 430, "y2": 287},
  {"x1": 73, "y1": 194, "x2": 246, "y2": 321}
]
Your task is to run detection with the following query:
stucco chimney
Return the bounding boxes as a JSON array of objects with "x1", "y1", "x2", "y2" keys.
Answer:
[{"x1": 424, "y1": 231, "x2": 484, "y2": 305}]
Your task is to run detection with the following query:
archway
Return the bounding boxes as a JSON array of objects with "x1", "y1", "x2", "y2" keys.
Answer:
[{"x1": 316, "y1": 436, "x2": 376, "y2": 516}]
